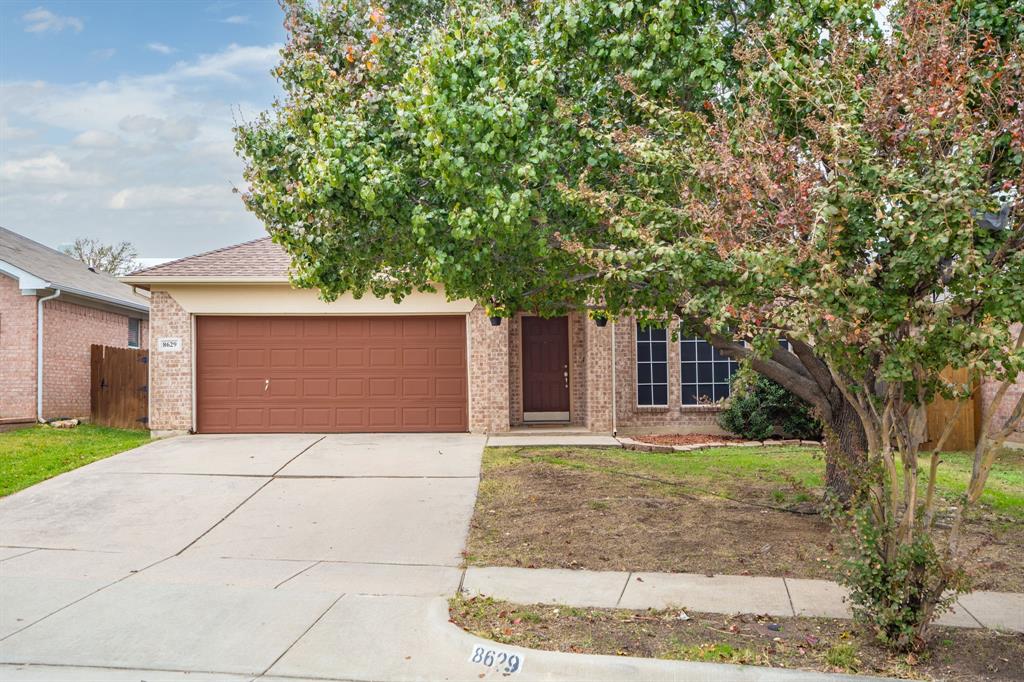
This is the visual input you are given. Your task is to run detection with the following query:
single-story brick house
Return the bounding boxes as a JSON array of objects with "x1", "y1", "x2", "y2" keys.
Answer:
[
  {"x1": 126, "y1": 236, "x2": 1024, "y2": 444},
  {"x1": 0, "y1": 226, "x2": 149, "y2": 426},
  {"x1": 125, "y1": 237, "x2": 740, "y2": 436}
]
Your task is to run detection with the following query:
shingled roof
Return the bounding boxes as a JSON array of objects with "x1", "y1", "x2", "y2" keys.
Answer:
[
  {"x1": 126, "y1": 236, "x2": 292, "y2": 280},
  {"x1": 0, "y1": 226, "x2": 149, "y2": 311}
]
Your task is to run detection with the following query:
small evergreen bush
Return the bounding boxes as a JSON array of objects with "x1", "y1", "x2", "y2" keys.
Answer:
[{"x1": 718, "y1": 367, "x2": 822, "y2": 440}]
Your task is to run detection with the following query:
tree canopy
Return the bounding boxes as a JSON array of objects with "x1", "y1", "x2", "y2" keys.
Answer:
[{"x1": 238, "y1": 0, "x2": 1024, "y2": 647}]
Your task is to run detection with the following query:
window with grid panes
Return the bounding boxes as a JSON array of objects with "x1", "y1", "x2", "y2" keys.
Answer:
[
  {"x1": 680, "y1": 336, "x2": 738, "y2": 405},
  {"x1": 636, "y1": 325, "x2": 668, "y2": 406}
]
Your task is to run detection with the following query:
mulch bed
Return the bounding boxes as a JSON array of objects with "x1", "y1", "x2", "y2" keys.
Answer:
[
  {"x1": 450, "y1": 596, "x2": 1024, "y2": 682},
  {"x1": 630, "y1": 433, "x2": 748, "y2": 446}
]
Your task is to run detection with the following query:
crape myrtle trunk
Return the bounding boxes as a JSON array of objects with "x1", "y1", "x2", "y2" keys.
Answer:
[{"x1": 705, "y1": 331, "x2": 868, "y2": 501}]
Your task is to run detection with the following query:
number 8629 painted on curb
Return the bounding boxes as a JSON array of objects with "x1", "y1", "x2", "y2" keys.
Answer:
[{"x1": 469, "y1": 645, "x2": 522, "y2": 675}]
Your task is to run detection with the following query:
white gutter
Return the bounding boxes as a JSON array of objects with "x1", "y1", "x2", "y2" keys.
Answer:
[
  {"x1": 37, "y1": 289, "x2": 62, "y2": 422},
  {"x1": 611, "y1": 320, "x2": 617, "y2": 437}
]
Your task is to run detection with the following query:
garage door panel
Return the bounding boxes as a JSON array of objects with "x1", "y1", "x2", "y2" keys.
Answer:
[
  {"x1": 303, "y1": 378, "x2": 332, "y2": 397},
  {"x1": 337, "y1": 348, "x2": 364, "y2": 366},
  {"x1": 236, "y1": 378, "x2": 266, "y2": 398},
  {"x1": 235, "y1": 408, "x2": 265, "y2": 428},
  {"x1": 196, "y1": 316, "x2": 467, "y2": 433},
  {"x1": 199, "y1": 348, "x2": 235, "y2": 369},
  {"x1": 368, "y1": 407, "x2": 398, "y2": 428},
  {"x1": 336, "y1": 407, "x2": 366, "y2": 428},
  {"x1": 369, "y1": 347, "x2": 397, "y2": 366},
  {"x1": 435, "y1": 406, "x2": 467, "y2": 429},
  {"x1": 336, "y1": 377, "x2": 365, "y2": 397},
  {"x1": 236, "y1": 348, "x2": 266, "y2": 368},
  {"x1": 236, "y1": 318, "x2": 269, "y2": 337},
  {"x1": 402, "y1": 377, "x2": 430, "y2": 398},
  {"x1": 369, "y1": 318, "x2": 398, "y2": 336},
  {"x1": 270, "y1": 348, "x2": 299, "y2": 368}
]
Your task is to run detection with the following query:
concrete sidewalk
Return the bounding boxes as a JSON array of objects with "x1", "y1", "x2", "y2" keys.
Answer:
[{"x1": 461, "y1": 566, "x2": 1024, "y2": 633}]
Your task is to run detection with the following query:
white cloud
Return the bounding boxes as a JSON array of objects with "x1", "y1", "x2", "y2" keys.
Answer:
[
  {"x1": 0, "y1": 153, "x2": 103, "y2": 186},
  {"x1": 72, "y1": 130, "x2": 121, "y2": 147},
  {"x1": 223, "y1": 15, "x2": 250, "y2": 24},
  {"x1": 22, "y1": 7, "x2": 84, "y2": 34},
  {"x1": 0, "y1": 116, "x2": 35, "y2": 141},
  {"x1": 117, "y1": 114, "x2": 199, "y2": 143},
  {"x1": 147, "y1": 42, "x2": 176, "y2": 55},
  {"x1": 0, "y1": 42, "x2": 280, "y2": 254},
  {"x1": 91, "y1": 48, "x2": 117, "y2": 60},
  {"x1": 170, "y1": 43, "x2": 280, "y2": 82},
  {"x1": 108, "y1": 183, "x2": 232, "y2": 210}
]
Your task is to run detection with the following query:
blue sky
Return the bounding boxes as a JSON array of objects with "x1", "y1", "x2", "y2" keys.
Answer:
[{"x1": 0, "y1": 1, "x2": 287, "y2": 257}]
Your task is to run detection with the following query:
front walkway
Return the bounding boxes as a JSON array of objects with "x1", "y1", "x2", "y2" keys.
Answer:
[
  {"x1": 461, "y1": 566, "x2": 1024, "y2": 633},
  {"x1": 1, "y1": 433, "x2": 880, "y2": 681}
]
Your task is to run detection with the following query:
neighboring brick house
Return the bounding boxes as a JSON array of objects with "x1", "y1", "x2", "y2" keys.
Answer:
[
  {"x1": 0, "y1": 227, "x2": 149, "y2": 425},
  {"x1": 125, "y1": 237, "x2": 731, "y2": 436},
  {"x1": 980, "y1": 323, "x2": 1024, "y2": 448},
  {"x1": 127, "y1": 236, "x2": 1024, "y2": 444}
]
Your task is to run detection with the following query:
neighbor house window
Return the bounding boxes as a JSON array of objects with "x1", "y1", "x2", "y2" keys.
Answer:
[
  {"x1": 680, "y1": 337, "x2": 738, "y2": 405},
  {"x1": 636, "y1": 325, "x2": 668, "y2": 406},
  {"x1": 128, "y1": 318, "x2": 140, "y2": 349}
]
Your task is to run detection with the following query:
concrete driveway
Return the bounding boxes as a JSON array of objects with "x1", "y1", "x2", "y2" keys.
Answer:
[
  {"x1": 0, "y1": 433, "x2": 486, "y2": 680},
  {"x1": 1, "y1": 434, "x2": 873, "y2": 682}
]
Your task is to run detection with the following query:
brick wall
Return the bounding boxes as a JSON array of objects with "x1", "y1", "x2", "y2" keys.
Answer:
[
  {"x1": 468, "y1": 305, "x2": 511, "y2": 433},
  {"x1": 41, "y1": 298, "x2": 148, "y2": 419},
  {"x1": 148, "y1": 290, "x2": 193, "y2": 433},
  {"x1": 0, "y1": 275, "x2": 37, "y2": 419}
]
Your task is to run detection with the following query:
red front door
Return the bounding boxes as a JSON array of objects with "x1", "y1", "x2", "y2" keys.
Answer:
[{"x1": 521, "y1": 316, "x2": 570, "y2": 418}]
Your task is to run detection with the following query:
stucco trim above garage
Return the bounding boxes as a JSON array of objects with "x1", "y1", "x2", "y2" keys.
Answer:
[{"x1": 156, "y1": 284, "x2": 475, "y2": 315}]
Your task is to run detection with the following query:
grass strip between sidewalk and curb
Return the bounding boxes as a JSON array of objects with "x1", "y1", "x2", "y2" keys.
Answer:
[{"x1": 449, "y1": 594, "x2": 1024, "y2": 682}]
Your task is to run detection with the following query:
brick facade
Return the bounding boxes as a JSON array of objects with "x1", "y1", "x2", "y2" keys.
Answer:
[
  {"x1": 148, "y1": 290, "x2": 193, "y2": 434},
  {"x1": 499, "y1": 313, "x2": 722, "y2": 434},
  {"x1": 467, "y1": 305, "x2": 510, "y2": 433},
  {"x1": 42, "y1": 299, "x2": 148, "y2": 419},
  {"x1": 0, "y1": 273, "x2": 148, "y2": 421},
  {"x1": 0, "y1": 274, "x2": 38, "y2": 419}
]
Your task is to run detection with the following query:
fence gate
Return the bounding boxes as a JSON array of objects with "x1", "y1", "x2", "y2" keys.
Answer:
[
  {"x1": 922, "y1": 367, "x2": 979, "y2": 452},
  {"x1": 90, "y1": 345, "x2": 148, "y2": 430}
]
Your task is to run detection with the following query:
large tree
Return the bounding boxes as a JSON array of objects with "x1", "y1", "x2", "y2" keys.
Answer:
[
  {"x1": 238, "y1": 0, "x2": 1023, "y2": 647},
  {"x1": 237, "y1": 0, "x2": 880, "y2": 497}
]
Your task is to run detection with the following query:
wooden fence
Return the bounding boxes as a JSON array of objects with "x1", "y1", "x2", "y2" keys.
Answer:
[
  {"x1": 90, "y1": 344, "x2": 148, "y2": 430},
  {"x1": 921, "y1": 367, "x2": 980, "y2": 452}
]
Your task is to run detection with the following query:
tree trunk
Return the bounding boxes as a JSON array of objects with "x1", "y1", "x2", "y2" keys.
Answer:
[{"x1": 822, "y1": 397, "x2": 869, "y2": 503}]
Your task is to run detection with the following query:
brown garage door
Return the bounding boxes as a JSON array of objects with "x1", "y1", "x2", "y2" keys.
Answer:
[{"x1": 196, "y1": 316, "x2": 467, "y2": 433}]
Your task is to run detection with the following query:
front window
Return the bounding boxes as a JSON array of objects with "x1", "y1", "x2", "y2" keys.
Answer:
[
  {"x1": 680, "y1": 337, "x2": 737, "y2": 405},
  {"x1": 636, "y1": 325, "x2": 668, "y2": 406}
]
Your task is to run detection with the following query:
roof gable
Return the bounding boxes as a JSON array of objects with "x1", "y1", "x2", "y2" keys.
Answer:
[
  {"x1": 0, "y1": 226, "x2": 148, "y2": 311},
  {"x1": 127, "y1": 236, "x2": 291, "y2": 280}
]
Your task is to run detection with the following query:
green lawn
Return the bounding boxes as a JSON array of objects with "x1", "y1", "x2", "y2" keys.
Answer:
[
  {"x1": 0, "y1": 424, "x2": 150, "y2": 497},
  {"x1": 486, "y1": 444, "x2": 1024, "y2": 519}
]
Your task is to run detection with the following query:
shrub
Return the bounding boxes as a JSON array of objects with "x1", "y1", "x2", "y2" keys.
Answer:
[
  {"x1": 833, "y1": 504, "x2": 966, "y2": 652},
  {"x1": 718, "y1": 367, "x2": 823, "y2": 441}
]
